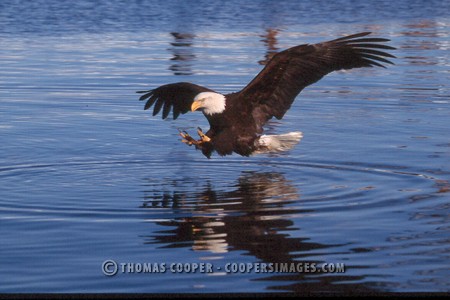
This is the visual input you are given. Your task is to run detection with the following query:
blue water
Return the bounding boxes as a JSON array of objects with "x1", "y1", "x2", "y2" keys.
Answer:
[{"x1": 1, "y1": 0, "x2": 449, "y2": 294}]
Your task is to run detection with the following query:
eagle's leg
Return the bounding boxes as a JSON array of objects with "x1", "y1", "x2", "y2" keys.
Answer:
[{"x1": 197, "y1": 127, "x2": 211, "y2": 142}]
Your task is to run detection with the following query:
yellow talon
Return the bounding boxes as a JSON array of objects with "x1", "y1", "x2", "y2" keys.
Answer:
[
  {"x1": 179, "y1": 130, "x2": 196, "y2": 146},
  {"x1": 197, "y1": 127, "x2": 211, "y2": 142}
]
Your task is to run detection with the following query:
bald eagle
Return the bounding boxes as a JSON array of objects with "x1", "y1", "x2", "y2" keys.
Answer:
[{"x1": 138, "y1": 32, "x2": 395, "y2": 158}]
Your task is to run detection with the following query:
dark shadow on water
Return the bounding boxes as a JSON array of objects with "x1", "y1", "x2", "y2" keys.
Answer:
[
  {"x1": 140, "y1": 171, "x2": 379, "y2": 295},
  {"x1": 258, "y1": 28, "x2": 280, "y2": 66},
  {"x1": 168, "y1": 32, "x2": 196, "y2": 76}
]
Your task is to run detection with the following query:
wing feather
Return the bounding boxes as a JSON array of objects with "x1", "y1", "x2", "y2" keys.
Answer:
[
  {"x1": 237, "y1": 32, "x2": 396, "y2": 126},
  {"x1": 162, "y1": 99, "x2": 172, "y2": 119},
  {"x1": 153, "y1": 97, "x2": 164, "y2": 116},
  {"x1": 137, "y1": 82, "x2": 214, "y2": 120},
  {"x1": 143, "y1": 94, "x2": 157, "y2": 110}
]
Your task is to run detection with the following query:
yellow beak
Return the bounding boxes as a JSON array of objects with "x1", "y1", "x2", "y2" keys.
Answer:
[{"x1": 191, "y1": 100, "x2": 203, "y2": 112}]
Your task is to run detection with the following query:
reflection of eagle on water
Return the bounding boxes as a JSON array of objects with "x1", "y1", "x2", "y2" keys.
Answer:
[
  {"x1": 138, "y1": 32, "x2": 395, "y2": 158},
  {"x1": 142, "y1": 172, "x2": 377, "y2": 293},
  {"x1": 142, "y1": 172, "x2": 303, "y2": 255}
]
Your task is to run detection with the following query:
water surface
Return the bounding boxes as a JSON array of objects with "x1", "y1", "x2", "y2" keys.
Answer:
[{"x1": 1, "y1": 0, "x2": 449, "y2": 294}]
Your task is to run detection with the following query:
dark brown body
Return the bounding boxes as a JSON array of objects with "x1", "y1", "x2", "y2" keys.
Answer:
[{"x1": 201, "y1": 92, "x2": 260, "y2": 157}]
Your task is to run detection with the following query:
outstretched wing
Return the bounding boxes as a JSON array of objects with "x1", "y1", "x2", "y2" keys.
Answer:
[
  {"x1": 238, "y1": 32, "x2": 396, "y2": 125},
  {"x1": 137, "y1": 82, "x2": 214, "y2": 119}
]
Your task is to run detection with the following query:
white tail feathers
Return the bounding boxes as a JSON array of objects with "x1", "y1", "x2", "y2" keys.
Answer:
[{"x1": 253, "y1": 131, "x2": 303, "y2": 154}]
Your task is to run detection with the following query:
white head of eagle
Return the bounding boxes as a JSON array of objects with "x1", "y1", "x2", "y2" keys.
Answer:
[
  {"x1": 191, "y1": 92, "x2": 226, "y2": 116},
  {"x1": 138, "y1": 32, "x2": 395, "y2": 158}
]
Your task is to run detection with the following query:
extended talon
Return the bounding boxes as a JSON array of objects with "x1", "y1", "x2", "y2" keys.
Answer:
[
  {"x1": 179, "y1": 130, "x2": 196, "y2": 145},
  {"x1": 178, "y1": 130, "x2": 188, "y2": 139},
  {"x1": 197, "y1": 127, "x2": 211, "y2": 142},
  {"x1": 178, "y1": 128, "x2": 211, "y2": 148}
]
